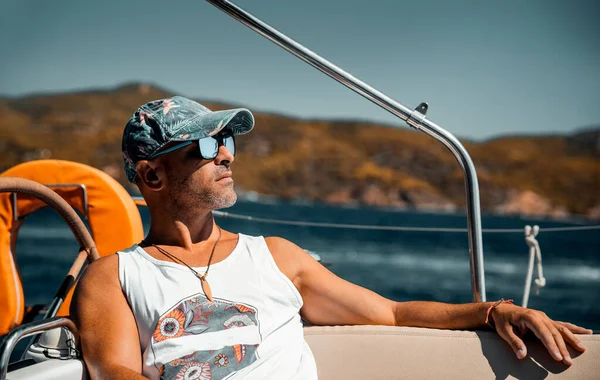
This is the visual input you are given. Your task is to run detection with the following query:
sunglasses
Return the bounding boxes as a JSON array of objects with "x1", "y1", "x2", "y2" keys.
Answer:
[{"x1": 149, "y1": 132, "x2": 236, "y2": 160}]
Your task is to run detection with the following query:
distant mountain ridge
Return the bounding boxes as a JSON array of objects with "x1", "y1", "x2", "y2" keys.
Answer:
[{"x1": 1, "y1": 83, "x2": 599, "y2": 219}]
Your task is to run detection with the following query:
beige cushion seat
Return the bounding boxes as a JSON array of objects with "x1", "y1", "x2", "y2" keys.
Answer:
[{"x1": 304, "y1": 325, "x2": 600, "y2": 380}]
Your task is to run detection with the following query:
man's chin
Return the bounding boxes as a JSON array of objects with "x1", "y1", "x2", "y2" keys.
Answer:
[{"x1": 214, "y1": 192, "x2": 237, "y2": 210}]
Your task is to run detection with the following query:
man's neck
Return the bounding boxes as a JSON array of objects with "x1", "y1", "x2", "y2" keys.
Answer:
[{"x1": 144, "y1": 208, "x2": 218, "y2": 249}]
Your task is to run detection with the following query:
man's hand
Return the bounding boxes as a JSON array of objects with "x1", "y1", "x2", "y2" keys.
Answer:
[{"x1": 491, "y1": 302, "x2": 593, "y2": 365}]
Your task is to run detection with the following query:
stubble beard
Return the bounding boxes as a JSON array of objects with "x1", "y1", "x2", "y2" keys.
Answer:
[
  {"x1": 168, "y1": 174, "x2": 237, "y2": 213},
  {"x1": 197, "y1": 183, "x2": 237, "y2": 210}
]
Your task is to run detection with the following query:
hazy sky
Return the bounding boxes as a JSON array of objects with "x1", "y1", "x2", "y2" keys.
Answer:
[{"x1": 1, "y1": 0, "x2": 599, "y2": 140}]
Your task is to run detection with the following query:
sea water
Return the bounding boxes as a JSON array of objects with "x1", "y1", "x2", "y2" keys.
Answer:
[{"x1": 14, "y1": 200, "x2": 600, "y2": 331}]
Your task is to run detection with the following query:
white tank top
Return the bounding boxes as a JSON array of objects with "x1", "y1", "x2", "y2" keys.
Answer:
[{"x1": 117, "y1": 234, "x2": 318, "y2": 380}]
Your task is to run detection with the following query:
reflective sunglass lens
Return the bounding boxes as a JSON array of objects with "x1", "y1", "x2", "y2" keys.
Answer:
[
  {"x1": 197, "y1": 134, "x2": 236, "y2": 159},
  {"x1": 199, "y1": 137, "x2": 219, "y2": 159},
  {"x1": 223, "y1": 136, "x2": 235, "y2": 155}
]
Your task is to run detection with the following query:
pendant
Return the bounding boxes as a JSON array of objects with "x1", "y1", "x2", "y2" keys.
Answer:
[{"x1": 197, "y1": 274, "x2": 213, "y2": 301}]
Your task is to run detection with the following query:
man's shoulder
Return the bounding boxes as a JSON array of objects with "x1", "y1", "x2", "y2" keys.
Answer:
[
  {"x1": 263, "y1": 236, "x2": 310, "y2": 282},
  {"x1": 238, "y1": 234, "x2": 300, "y2": 254},
  {"x1": 79, "y1": 254, "x2": 121, "y2": 290},
  {"x1": 263, "y1": 236, "x2": 300, "y2": 251},
  {"x1": 70, "y1": 254, "x2": 124, "y2": 317}
]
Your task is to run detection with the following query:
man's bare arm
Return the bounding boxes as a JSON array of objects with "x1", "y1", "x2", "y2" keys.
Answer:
[
  {"x1": 70, "y1": 255, "x2": 146, "y2": 380},
  {"x1": 266, "y1": 237, "x2": 592, "y2": 366},
  {"x1": 266, "y1": 236, "x2": 396, "y2": 326}
]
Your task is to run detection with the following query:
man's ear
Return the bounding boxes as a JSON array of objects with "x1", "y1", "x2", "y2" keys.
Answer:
[{"x1": 135, "y1": 160, "x2": 164, "y2": 191}]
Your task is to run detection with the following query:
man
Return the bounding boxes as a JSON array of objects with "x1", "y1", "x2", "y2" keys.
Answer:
[{"x1": 71, "y1": 96, "x2": 592, "y2": 380}]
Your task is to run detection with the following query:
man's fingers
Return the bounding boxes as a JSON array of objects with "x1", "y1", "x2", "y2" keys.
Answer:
[
  {"x1": 558, "y1": 321, "x2": 593, "y2": 335},
  {"x1": 525, "y1": 317, "x2": 564, "y2": 362},
  {"x1": 556, "y1": 322, "x2": 587, "y2": 353},
  {"x1": 544, "y1": 320, "x2": 572, "y2": 366},
  {"x1": 496, "y1": 324, "x2": 527, "y2": 359}
]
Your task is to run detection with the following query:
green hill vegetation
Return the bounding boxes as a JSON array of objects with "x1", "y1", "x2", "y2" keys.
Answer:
[{"x1": 1, "y1": 84, "x2": 598, "y2": 219}]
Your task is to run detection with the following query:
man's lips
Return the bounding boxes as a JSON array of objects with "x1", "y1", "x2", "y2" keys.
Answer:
[{"x1": 216, "y1": 172, "x2": 233, "y2": 182}]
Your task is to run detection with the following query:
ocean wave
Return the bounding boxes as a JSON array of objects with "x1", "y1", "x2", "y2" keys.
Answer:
[
  {"x1": 318, "y1": 250, "x2": 600, "y2": 283},
  {"x1": 545, "y1": 265, "x2": 600, "y2": 282}
]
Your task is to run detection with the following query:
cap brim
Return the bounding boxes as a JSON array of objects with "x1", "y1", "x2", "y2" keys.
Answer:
[
  {"x1": 210, "y1": 108, "x2": 255, "y2": 135},
  {"x1": 174, "y1": 108, "x2": 254, "y2": 141}
]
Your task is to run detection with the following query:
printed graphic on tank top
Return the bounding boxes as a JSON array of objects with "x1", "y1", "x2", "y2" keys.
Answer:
[{"x1": 153, "y1": 293, "x2": 261, "y2": 379}]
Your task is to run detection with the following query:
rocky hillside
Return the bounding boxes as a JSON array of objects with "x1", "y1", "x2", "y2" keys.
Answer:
[{"x1": 1, "y1": 84, "x2": 599, "y2": 219}]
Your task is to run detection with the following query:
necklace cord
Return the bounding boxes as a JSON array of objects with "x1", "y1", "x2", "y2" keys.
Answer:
[{"x1": 148, "y1": 226, "x2": 222, "y2": 279}]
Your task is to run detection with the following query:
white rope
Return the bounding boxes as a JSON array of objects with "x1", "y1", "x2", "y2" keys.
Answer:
[
  {"x1": 521, "y1": 225, "x2": 546, "y2": 308},
  {"x1": 213, "y1": 210, "x2": 600, "y2": 233}
]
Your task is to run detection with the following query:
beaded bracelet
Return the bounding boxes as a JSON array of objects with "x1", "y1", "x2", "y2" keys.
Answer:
[{"x1": 485, "y1": 299, "x2": 514, "y2": 330}]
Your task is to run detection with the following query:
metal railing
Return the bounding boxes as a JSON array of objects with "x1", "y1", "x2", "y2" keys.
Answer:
[
  {"x1": 0, "y1": 317, "x2": 79, "y2": 380},
  {"x1": 206, "y1": 0, "x2": 486, "y2": 302}
]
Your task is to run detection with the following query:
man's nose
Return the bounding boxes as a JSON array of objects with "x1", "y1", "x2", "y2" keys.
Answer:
[{"x1": 214, "y1": 144, "x2": 234, "y2": 165}]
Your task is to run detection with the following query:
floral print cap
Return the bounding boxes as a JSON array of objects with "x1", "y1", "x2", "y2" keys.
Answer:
[{"x1": 122, "y1": 96, "x2": 254, "y2": 183}]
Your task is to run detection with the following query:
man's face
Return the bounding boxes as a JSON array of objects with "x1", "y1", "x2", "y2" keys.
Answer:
[{"x1": 161, "y1": 140, "x2": 237, "y2": 212}]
